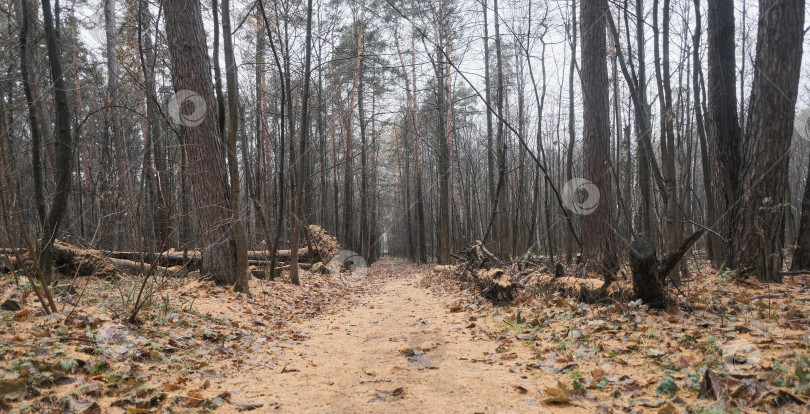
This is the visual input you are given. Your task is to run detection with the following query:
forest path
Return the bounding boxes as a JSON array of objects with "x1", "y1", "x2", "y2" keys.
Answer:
[{"x1": 216, "y1": 258, "x2": 579, "y2": 413}]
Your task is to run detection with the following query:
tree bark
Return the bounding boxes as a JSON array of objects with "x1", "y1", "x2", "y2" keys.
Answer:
[
  {"x1": 411, "y1": 22, "x2": 427, "y2": 264},
  {"x1": 492, "y1": 0, "x2": 508, "y2": 259},
  {"x1": 15, "y1": 0, "x2": 46, "y2": 228},
  {"x1": 652, "y1": 0, "x2": 683, "y2": 284},
  {"x1": 39, "y1": 0, "x2": 76, "y2": 280},
  {"x1": 290, "y1": 0, "x2": 314, "y2": 285},
  {"x1": 565, "y1": 0, "x2": 577, "y2": 261},
  {"x1": 106, "y1": 0, "x2": 138, "y2": 251},
  {"x1": 692, "y1": 0, "x2": 715, "y2": 262},
  {"x1": 580, "y1": 0, "x2": 618, "y2": 278},
  {"x1": 161, "y1": 0, "x2": 238, "y2": 285},
  {"x1": 792, "y1": 137, "x2": 810, "y2": 270},
  {"x1": 706, "y1": 0, "x2": 742, "y2": 268},
  {"x1": 343, "y1": 1, "x2": 365, "y2": 254},
  {"x1": 221, "y1": 0, "x2": 250, "y2": 292},
  {"x1": 730, "y1": 0, "x2": 804, "y2": 282}
]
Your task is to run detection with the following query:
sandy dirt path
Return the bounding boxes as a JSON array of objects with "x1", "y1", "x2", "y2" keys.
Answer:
[{"x1": 215, "y1": 259, "x2": 586, "y2": 413}]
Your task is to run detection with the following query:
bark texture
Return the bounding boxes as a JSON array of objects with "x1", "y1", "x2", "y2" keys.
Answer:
[
  {"x1": 730, "y1": 0, "x2": 805, "y2": 282},
  {"x1": 161, "y1": 0, "x2": 237, "y2": 284},
  {"x1": 580, "y1": 0, "x2": 617, "y2": 277},
  {"x1": 706, "y1": 0, "x2": 742, "y2": 267}
]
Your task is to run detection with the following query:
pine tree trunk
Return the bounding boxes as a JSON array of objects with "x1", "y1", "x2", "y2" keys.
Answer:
[
  {"x1": 730, "y1": 0, "x2": 804, "y2": 282},
  {"x1": 706, "y1": 0, "x2": 742, "y2": 268},
  {"x1": 692, "y1": 0, "x2": 715, "y2": 262},
  {"x1": 39, "y1": 0, "x2": 76, "y2": 280},
  {"x1": 792, "y1": 144, "x2": 810, "y2": 270},
  {"x1": 580, "y1": 0, "x2": 618, "y2": 277},
  {"x1": 161, "y1": 0, "x2": 237, "y2": 285},
  {"x1": 565, "y1": 0, "x2": 577, "y2": 262},
  {"x1": 107, "y1": 0, "x2": 138, "y2": 251},
  {"x1": 221, "y1": 0, "x2": 250, "y2": 292},
  {"x1": 289, "y1": 0, "x2": 314, "y2": 285},
  {"x1": 343, "y1": 1, "x2": 365, "y2": 254}
]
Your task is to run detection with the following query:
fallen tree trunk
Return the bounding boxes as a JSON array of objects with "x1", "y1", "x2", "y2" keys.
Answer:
[
  {"x1": 106, "y1": 258, "x2": 183, "y2": 276},
  {"x1": 454, "y1": 242, "x2": 518, "y2": 303},
  {"x1": 525, "y1": 274, "x2": 633, "y2": 303},
  {"x1": 5, "y1": 226, "x2": 344, "y2": 280},
  {"x1": 451, "y1": 231, "x2": 703, "y2": 307},
  {"x1": 51, "y1": 241, "x2": 118, "y2": 278},
  {"x1": 102, "y1": 247, "x2": 323, "y2": 269},
  {"x1": 102, "y1": 250, "x2": 198, "y2": 268}
]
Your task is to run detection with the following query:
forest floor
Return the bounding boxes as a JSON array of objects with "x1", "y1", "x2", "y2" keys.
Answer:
[{"x1": 1, "y1": 258, "x2": 809, "y2": 413}]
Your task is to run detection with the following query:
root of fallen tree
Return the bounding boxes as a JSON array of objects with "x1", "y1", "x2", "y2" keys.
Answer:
[{"x1": 448, "y1": 231, "x2": 703, "y2": 308}]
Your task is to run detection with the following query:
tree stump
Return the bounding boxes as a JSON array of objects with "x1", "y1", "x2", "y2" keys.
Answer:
[
  {"x1": 629, "y1": 239, "x2": 668, "y2": 308},
  {"x1": 629, "y1": 230, "x2": 704, "y2": 308}
]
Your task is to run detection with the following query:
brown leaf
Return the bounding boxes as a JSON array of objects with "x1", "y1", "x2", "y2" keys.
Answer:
[
  {"x1": 774, "y1": 389, "x2": 806, "y2": 407},
  {"x1": 201, "y1": 380, "x2": 211, "y2": 390},
  {"x1": 699, "y1": 369, "x2": 725, "y2": 400},
  {"x1": 0, "y1": 378, "x2": 27, "y2": 401},
  {"x1": 595, "y1": 404, "x2": 612, "y2": 414},
  {"x1": 13, "y1": 309, "x2": 29, "y2": 321},
  {"x1": 183, "y1": 396, "x2": 204, "y2": 408},
  {"x1": 730, "y1": 378, "x2": 771, "y2": 407},
  {"x1": 657, "y1": 403, "x2": 677, "y2": 414},
  {"x1": 542, "y1": 381, "x2": 573, "y2": 405},
  {"x1": 162, "y1": 383, "x2": 182, "y2": 392}
]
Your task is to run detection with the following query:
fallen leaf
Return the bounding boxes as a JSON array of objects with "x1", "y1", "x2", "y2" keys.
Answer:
[
  {"x1": 163, "y1": 383, "x2": 183, "y2": 392},
  {"x1": 730, "y1": 378, "x2": 771, "y2": 407},
  {"x1": 698, "y1": 369, "x2": 724, "y2": 400},
  {"x1": 542, "y1": 381, "x2": 573, "y2": 404},
  {"x1": 0, "y1": 378, "x2": 26, "y2": 401},
  {"x1": 658, "y1": 403, "x2": 677, "y2": 414},
  {"x1": 774, "y1": 389, "x2": 806, "y2": 407},
  {"x1": 236, "y1": 402, "x2": 264, "y2": 411}
]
